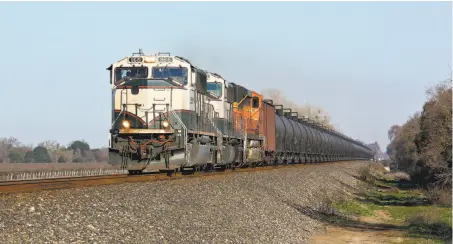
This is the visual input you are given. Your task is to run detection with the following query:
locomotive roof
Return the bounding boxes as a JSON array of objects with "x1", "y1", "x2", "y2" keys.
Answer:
[{"x1": 106, "y1": 51, "x2": 204, "y2": 72}]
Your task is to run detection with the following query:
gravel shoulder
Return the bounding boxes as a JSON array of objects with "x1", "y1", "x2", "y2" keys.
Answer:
[{"x1": 0, "y1": 161, "x2": 367, "y2": 244}]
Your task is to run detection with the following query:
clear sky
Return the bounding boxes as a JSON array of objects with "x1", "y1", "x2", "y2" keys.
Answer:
[{"x1": 0, "y1": 2, "x2": 451, "y2": 150}]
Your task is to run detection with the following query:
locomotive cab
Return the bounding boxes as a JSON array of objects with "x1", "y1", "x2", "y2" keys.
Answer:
[{"x1": 108, "y1": 50, "x2": 219, "y2": 174}]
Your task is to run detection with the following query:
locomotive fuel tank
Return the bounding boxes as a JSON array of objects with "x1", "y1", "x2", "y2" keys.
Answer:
[
  {"x1": 246, "y1": 140, "x2": 263, "y2": 164},
  {"x1": 222, "y1": 145, "x2": 237, "y2": 164}
]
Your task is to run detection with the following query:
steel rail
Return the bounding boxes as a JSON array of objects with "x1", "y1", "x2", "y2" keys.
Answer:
[{"x1": 0, "y1": 160, "x2": 362, "y2": 194}]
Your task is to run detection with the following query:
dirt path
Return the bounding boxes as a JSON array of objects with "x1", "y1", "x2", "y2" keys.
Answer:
[
  {"x1": 310, "y1": 209, "x2": 437, "y2": 244},
  {"x1": 311, "y1": 225, "x2": 406, "y2": 244}
]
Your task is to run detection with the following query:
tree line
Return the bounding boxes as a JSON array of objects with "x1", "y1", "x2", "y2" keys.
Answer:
[
  {"x1": 0, "y1": 138, "x2": 108, "y2": 163},
  {"x1": 386, "y1": 77, "x2": 452, "y2": 188}
]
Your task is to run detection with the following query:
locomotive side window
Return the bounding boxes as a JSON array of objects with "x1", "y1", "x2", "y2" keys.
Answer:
[
  {"x1": 114, "y1": 67, "x2": 148, "y2": 84},
  {"x1": 252, "y1": 96, "x2": 260, "y2": 108},
  {"x1": 207, "y1": 82, "x2": 222, "y2": 97}
]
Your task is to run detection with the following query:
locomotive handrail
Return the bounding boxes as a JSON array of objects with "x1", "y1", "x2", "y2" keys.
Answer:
[
  {"x1": 170, "y1": 110, "x2": 188, "y2": 151},
  {"x1": 110, "y1": 81, "x2": 128, "y2": 129},
  {"x1": 205, "y1": 113, "x2": 224, "y2": 163}
]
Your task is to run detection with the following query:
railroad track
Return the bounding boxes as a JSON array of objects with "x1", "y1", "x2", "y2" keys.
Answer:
[{"x1": 0, "y1": 161, "x2": 359, "y2": 194}]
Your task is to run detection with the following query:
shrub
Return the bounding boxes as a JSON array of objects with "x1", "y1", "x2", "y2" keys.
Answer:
[
  {"x1": 405, "y1": 208, "x2": 452, "y2": 239},
  {"x1": 358, "y1": 166, "x2": 375, "y2": 183},
  {"x1": 425, "y1": 187, "x2": 452, "y2": 207},
  {"x1": 358, "y1": 164, "x2": 386, "y2": 183},
  {"x1": 389, "y1": 171, "x2": 411, "y2": 181}
]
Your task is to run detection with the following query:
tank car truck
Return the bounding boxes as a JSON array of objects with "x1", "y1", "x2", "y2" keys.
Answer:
[{"x1": 107, "y1": 50, "x2": 225, "y2": 175}]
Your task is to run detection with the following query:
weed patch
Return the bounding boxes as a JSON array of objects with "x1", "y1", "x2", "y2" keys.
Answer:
[
  {"x1": 361, "y1": 189, "x2": 429, "y2": 206},
  {"x1": 405, "y1": 209, "x2": 452, "y2": 241},
  {"x1": 333, "y1": 199, "x2": 376, "y2": 217},
  {"x1": 425, "y1": 187, "x2": 452, "y2": 207}
]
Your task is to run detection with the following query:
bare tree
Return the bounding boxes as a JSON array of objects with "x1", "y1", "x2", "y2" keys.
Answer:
[
  {"x1": 0, "y1": 137, "x2": 21, "y2": 150},
  {"x1": 388, "y1": 125, "x2": 401, "y2": 141}
]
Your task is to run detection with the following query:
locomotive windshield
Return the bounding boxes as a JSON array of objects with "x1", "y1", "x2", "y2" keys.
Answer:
[
  {"x1": 114, "y1": 67, "x2": 148, "y2": 84},
  {"x1": 207, "y1": 82, "x2": 222, "y2": 97},
  {"x1": 152, "y1": 67, "x2": 188, "y2": 85}
]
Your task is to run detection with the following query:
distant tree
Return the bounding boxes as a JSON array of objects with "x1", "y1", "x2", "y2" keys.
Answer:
[
  {"x1": 93, "y1": 148, "x2": 108, "y2": 162},
  {"x1": 38, "y1": 140, "x2": 60, "y2": 151},
  {"x1": 59, "y1": 150, "x2": 73, "y2": 163},
  {"x1": 24, "y1": 151, "x2": 35, "y2": 163},
  {"x1": 414, "y1": 79, "x2": 452, "y2": 187},
  {"x1": 32, "y1": 146, "x2": 52, "y2": 163},
  {"x1": 0, "y1": 137, "x2": 21, "y2": 163},
  {"x1": 38, "y1": 140, "x2": 63, "y2": 162},
  {"x1": 57, "y1": 155, "x2": 67, "y2": 163},
  {"x1": 0, "y1": 137, "x2": 20, "y2": 150},
  {"x1": 68, "y1": 140, "x2": 90, "y2": 157},
  {"x1": 387, "y1": 112, "x2": 421, "y2": 171},
  {"x1": 8, "y1": 150, "x2": 24, "y2": 163},
  {"x1": 84, "y1": 150, "x2": 96, "y2": 162},
  {"x1": 388, "y1": 125, "x2": 401, "y2": 141},
  {"x1": 72, "y1": 148, "x2": 85, "y2": 162},
  {"x1": 0, "y1": 146, "x2": 8, "y2": 163}
]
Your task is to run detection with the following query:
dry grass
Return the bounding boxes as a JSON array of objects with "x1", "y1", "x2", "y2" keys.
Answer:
[
  {"x1": 405, "y1": 209, "x2": 442, "y2": 225},
  {"x1": 425, "y1": 187, "x2": 452, "y2": 207},
  {"x1": 314, "y1": 188, "x2": 351, "y2": 219},
  {"x1": 389, "y1": 171, "x2": 411, "y2": 181},
  {"x1": 405, "y1": 207, "x2": 452, "y2": 240},
  {"x1": 0, "y1": 162, "x2": 114, "y2": 172},
  {"x1": 358, "y1": 163, "x2": 386, "y2": 184}
]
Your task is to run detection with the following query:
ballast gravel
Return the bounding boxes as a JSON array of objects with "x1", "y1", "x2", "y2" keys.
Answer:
[{"x1": 0, "y1": 161, "x2": 366, "y2": 244}]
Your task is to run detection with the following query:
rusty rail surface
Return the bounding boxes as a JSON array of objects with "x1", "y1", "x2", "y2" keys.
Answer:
[{"x1": 0, "y1": 161, "x2": 360, "y2": 194}]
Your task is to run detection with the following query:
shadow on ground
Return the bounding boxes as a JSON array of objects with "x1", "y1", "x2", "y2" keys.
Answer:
[
  {"x1": 343, "y1": 172, "x2": 431, "y2": 206},
  {"x1": 284, "y1": 200, "x2": 402, "y2": 231},
  {"x1": 357, "y1": 189, "x2": 430, "y2": 207}
]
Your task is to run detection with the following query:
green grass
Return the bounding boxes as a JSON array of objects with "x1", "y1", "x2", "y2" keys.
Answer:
[
  {"x1": 363, "y1": 188, "x2": 429, "y2": 206},
  {"x1": 332, "y1": 172, "x2": 452, "y2": 243},
  {"x1": 333, "y1": 198, "x2": 378, "y2": 216}
]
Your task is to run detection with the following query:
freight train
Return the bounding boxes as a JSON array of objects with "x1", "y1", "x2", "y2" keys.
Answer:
[{"x1": 107, "y1": 49, "x2": 374, "y2": 175}]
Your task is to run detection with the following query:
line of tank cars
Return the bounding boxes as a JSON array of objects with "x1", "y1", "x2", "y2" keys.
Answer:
[{"x1": 107, "y1": 49, "x2": 374, "y2": 175}]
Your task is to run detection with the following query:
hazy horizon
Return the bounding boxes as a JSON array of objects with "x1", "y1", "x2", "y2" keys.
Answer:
[{"x1": 0, "y1": 2, "x2": 451, "y2": 150}]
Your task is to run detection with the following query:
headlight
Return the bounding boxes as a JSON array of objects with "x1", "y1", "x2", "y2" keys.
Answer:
[
  {"x1": 162, "y1": 120, "x2": 169, "y2": 128},
  {"x1": 122, "y1": 120, "x2": 130, "y2": 129}
]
